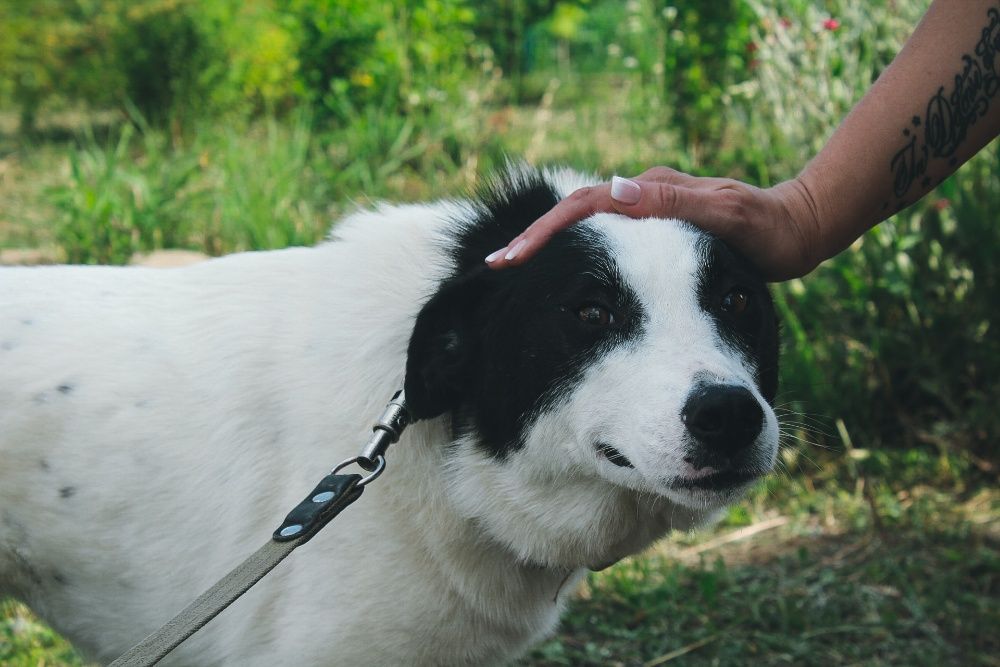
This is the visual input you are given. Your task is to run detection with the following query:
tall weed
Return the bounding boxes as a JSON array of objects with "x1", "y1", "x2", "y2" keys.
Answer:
[
  {"x1": 196, "y1": 111, "x2": 327, "y2": 253},
  {"x1": 50, "y1": 123, "x2": 201, "y2": 264}
]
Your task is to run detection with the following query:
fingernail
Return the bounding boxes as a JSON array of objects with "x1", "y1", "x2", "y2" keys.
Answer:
[
  {"x1": 504, "y1": 239, "x2": 528, "y2": 261},
  {"x1": 485, "y1": 247, "x2": 507, "y2": 263},
  {"x1": 610, "y1": 176, "x2": 641, "y2": 205}
]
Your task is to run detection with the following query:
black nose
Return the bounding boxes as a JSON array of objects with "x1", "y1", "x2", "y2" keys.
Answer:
[{"x1": 682, "y1": 385, "x2": 764, "y2": 456}]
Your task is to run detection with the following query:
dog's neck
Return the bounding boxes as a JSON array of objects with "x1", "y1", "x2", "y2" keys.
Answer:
[
  {"x1": 374, "y1": 418, "x2": 697, "y2": 638},
  {"x1": 379, "y1": 420, "x2": 586, "y2": 619}
]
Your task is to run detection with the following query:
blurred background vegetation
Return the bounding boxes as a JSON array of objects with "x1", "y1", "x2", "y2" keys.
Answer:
[{"x1": 0, "y1": 0, "x2": 996, "y2": 665}]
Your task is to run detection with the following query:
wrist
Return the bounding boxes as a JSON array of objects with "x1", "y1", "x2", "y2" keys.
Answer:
[{"x1": 769, "y1": 177, "x2": 827, "y2": 277}]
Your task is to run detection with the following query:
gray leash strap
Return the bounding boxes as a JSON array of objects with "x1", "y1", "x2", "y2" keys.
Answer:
[
  {"x1": 109, "y1": 538, "x2": 301, "y2": 667},
  {"x1": 109, "y1": 391, "x2": 410, "y2": 667}
]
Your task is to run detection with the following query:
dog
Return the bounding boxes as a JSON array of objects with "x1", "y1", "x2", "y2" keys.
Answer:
[{"x1": 0, "y1": 165, "x2": 779, "y2": 665}]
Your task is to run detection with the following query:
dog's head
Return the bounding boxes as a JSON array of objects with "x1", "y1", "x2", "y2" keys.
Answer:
[{"x1": 404, "y1": 167, "x2": 780, "y2": 569}]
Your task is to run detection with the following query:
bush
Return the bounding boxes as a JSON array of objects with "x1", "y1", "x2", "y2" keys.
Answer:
[
  {"x1": 49, "y1": 123, "x2": 203, "y2": 264},
  {"x1": 47, "y1": 111, "x2": 332, "y2": 263}
]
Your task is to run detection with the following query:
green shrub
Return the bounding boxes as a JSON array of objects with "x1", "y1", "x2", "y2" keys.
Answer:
[
  {"x1": 0, "y1": 0, "x2": 121, "y2": 131},
  {"x1": 287, "y1": 0, "x2": 478, "y2": 120},
  {"x1": 47, "y1": 111, "x2": 333, "y2": 263},
  {"x1": 49, "y1": 122, "x2": 203, "y2": 264}
]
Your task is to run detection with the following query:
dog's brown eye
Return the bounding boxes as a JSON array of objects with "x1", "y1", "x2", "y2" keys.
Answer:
[
  {"x1": 577, "y1": 304, "x2": 614, "y2": 326},
  {"x1": 720, "y1": 289, "x2": 749, "y2": 314}
]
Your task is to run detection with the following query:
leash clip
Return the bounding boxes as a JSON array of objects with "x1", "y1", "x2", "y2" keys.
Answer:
[
  {"x1": 325, "y1": 389, "x2": 410, "y2": 487},
  {"x1": 272, "y1": 389, "x2": 409, "y2": 543},
  {"x1": 332, "y1": 454, "x2": 386, "y2": 487},
  {"x1": 356, "y1": 390, "x2": 410, "y2": 471}
]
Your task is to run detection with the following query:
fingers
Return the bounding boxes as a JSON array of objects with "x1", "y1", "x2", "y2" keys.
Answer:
[
  {"x1": 485, "y1": 183, "x2": 615, "y2": 268},
  {"x1": 607, "y1": 177, "x2": 693, "y2": 221},
  {"x1": 632, "y1": 166, "x2": 698, "y2": 186},
  {"x1": 485, "y1": 169, "x2": 750, "y2": 270},
  {"x1": 634, "y1": 166, "x2": 739, "y2": 192}
]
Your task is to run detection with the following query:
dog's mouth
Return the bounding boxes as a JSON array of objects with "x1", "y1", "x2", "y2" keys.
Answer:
[
  {"x1": 594, "y1": 442, "x2": 766, "y2": 492},
  {"x1": 670, "y1": 467, "x2": 760, "y2": 491},
  {"x1": 595, "y1": 441, "x2": 634, "y2": 469}
]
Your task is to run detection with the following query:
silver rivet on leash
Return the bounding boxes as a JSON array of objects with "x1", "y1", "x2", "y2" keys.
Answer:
[
  {"x1": 311, "y1": 491, "x2": 335, "y2": 503},
  {"x1": 278, "y1": 524, "x2": 303, "y2": 538}
]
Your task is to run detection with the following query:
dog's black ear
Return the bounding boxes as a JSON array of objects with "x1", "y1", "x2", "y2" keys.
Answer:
[{"x1": 405, "y1": 272, "x2": 485, "y2": 420}]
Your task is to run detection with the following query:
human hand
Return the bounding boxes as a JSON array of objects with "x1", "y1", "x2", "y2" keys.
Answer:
[{"x1": 484, "y1": 167, "x2": 824, "y2": 281}]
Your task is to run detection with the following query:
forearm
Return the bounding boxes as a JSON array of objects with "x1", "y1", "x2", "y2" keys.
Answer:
[{"x1": 789, "y1": 0, "x2": 1000, "y2": 266}]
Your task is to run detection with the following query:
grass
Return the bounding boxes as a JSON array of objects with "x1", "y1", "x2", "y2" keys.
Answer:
[
  {"x1": 525, "y1": 451, "x2": 999, "y2": 666},
  {"x1": 1, "y1": 601, "x2": 84, "y2": 667}
]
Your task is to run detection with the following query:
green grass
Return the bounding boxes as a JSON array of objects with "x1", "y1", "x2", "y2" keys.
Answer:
[
  {"x1": 525, "y1": 451, "x2": 999, "y2": 666},
  {"x1": 0, "y1": 600, "x2": 87, "y2": 667}
]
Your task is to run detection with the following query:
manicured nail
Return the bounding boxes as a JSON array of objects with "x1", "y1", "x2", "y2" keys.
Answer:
[
  {"x1": 610, "y1": 176, "x2": 641, "y2": 205},
  {"x1": 485, "y1": 247, "x2": 507, "y2": 263},
  {"x1": 504, "y1": 239, "x2": 528, "y2": 261}
]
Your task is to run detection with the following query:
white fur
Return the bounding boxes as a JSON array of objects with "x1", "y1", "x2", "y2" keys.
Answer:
[{"x1": 0, "y1": 170, "x2": 777, "y2": 665}]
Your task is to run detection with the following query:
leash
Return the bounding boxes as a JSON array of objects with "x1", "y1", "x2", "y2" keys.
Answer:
[{"x1": 109, "y1": 391, "x2": 411, "y2": 667}]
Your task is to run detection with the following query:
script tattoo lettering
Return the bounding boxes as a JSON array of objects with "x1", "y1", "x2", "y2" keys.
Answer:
[
  {"x1": 888, "y1": 4, "x2": 1000, "y2": 204},
  {"x1": 890, "y1": 135, "x2": 928, "y2": 200}
]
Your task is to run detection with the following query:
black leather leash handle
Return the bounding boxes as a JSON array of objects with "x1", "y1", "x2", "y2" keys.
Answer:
[{"x1": 109, "y1": 391, "x2": 409, "y2": 667}]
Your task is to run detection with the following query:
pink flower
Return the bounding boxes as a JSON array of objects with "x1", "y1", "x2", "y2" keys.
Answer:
[
  {"x1": 823, "y1": 18, "x2": 840, "y2": 31},
  {"x1": 779, "y1": 17, "x2": 792, "y2": 29}
]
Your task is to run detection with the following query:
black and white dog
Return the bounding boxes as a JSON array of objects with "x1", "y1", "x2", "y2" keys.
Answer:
[{"x1": 0, "y1": 166, "x2": 779, "y2": 665}]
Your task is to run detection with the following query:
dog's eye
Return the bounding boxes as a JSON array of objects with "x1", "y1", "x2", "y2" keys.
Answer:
[
  {"x1": 577, "y1": 304, "x2": 615, "y2": 326},
  {"x1": 720, "y1": 288, "x2": 749, "y2": 314}
]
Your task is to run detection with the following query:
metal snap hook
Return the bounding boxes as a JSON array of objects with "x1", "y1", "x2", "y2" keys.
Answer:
[{"x1": 332, "y1": 454, "x2": 386, "y2": 487}]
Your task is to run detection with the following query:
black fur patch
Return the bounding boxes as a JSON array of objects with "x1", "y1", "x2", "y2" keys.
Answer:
[
  {"x1": 405, "y1": 168, "x2": 646, "y2": 458},
  {"x1": 696, "y1": 237, "x2": 779, "y2": 403}
]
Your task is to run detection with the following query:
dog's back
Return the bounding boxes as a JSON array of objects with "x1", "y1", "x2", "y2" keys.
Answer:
[{"x1": 0, "y1": 209, "x2": 466, "y2": 663}]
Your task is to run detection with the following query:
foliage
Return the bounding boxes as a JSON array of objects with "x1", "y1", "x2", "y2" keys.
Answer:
[
  {"x1": 471, "y1": 0, "x2": 560, "y2": 100},
  {"x1": 0, "y1": 0, "x2": 120, "y2": 131},
  {"x1": 282, "y1": 0, "x2": 478, "y2": 119},
  {"x1": 49, "y1": 121, "x2": 200, "y2": 264},
  {"x1": 0, "y1": 600, "x2": 85, "y2": 667},
  {"x1": 46, "y1": 111, "x2": 334, "y2": 263},
  {"x1": 654, "y1": 0, "x2": 756, "y2": 146},
  {"x1": 0, "y1": 0, "x2": 481, "y2": 129}
]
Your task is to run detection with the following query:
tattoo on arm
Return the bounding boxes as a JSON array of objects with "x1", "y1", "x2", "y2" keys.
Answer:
[{"x1": 887, "y1": 3, "x2": 1000, "y2": 211}]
